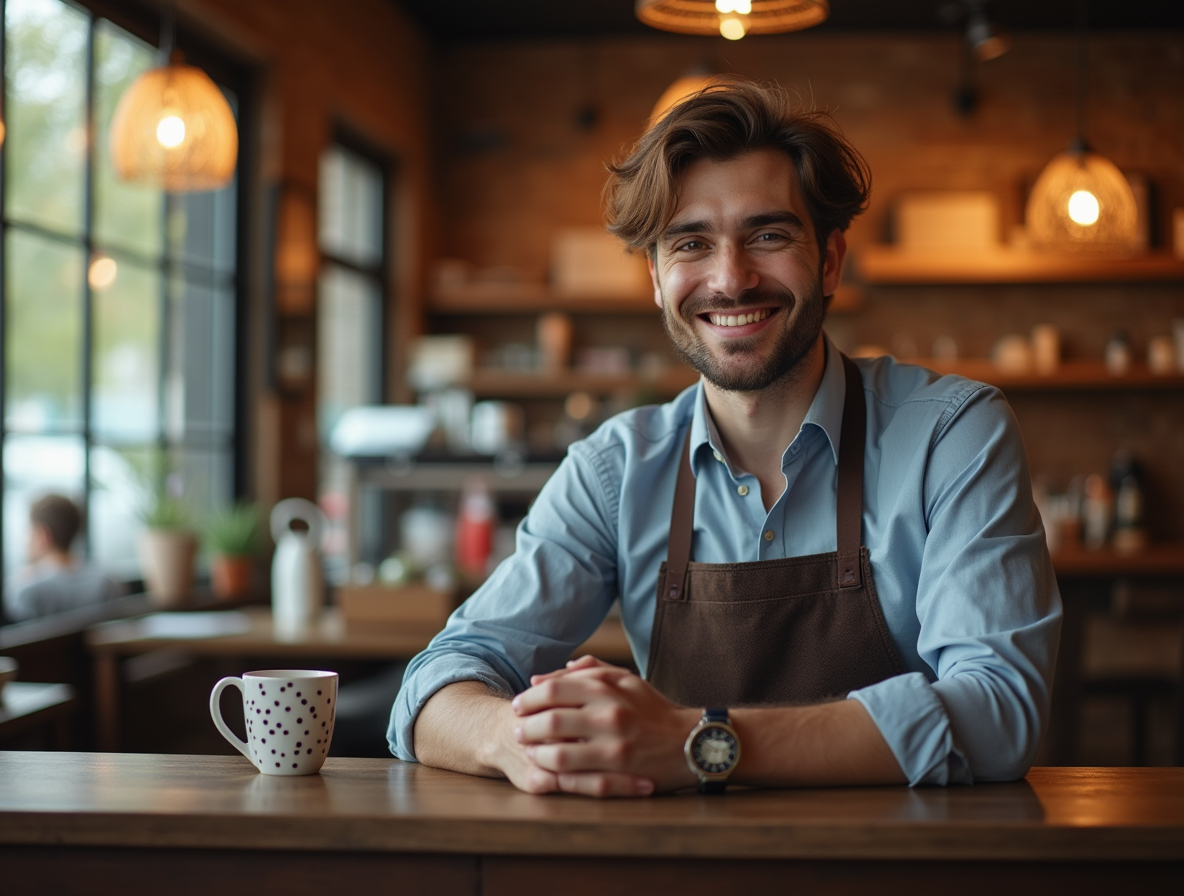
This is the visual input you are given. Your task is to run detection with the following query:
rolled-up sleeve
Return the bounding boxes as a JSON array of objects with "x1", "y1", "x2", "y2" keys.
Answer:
[
  {"x1": 850, "y1": 385, "x2": 1062, "y2": 785},
  {"x1": 388, "y1": 445, "x2": 622, "y2": 761}
]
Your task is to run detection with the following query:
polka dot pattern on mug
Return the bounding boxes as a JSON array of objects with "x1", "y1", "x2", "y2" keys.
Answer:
[{"x1": 240, "y1": 673, "x2": 336, "y2": 776}]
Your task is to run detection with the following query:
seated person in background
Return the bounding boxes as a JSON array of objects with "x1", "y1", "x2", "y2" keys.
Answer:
[
  {"x1": 390, "y1": 78, "x2": 1062, "y2": 797},
  {"x1": 3, "y1": 494, "x2": 119, "y2": 623}
]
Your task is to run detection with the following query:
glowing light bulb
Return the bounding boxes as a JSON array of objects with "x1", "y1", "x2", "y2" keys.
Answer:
[
  {"x1": 88, "y1": 255, "x2": 118, "y2": 291},
  {"x1": 1067, "y1": 189, "x2": 1100, "y2": 226},
  {"x1": 156, "y1": 114, "x2": 186, "y2": 148},
  {"x1": 719, "y1": 12, "x2": 748, "y2": 39}
]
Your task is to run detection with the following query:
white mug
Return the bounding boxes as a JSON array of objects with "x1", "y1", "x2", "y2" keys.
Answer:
[{"x1": 210, "y1": 669, "x2": 338, "y2": 775}]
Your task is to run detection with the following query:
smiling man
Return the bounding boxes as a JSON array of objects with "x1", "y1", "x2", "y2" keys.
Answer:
[{"x1": 390, "y1": 78, "x2": 1061, "y2": 797}]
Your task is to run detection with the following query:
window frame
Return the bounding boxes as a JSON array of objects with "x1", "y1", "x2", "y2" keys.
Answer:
[
  {"x1": 318, "y1": 125, "x2": 392, "y2": 404},
  {"x1": 315, "y1": 126, "x2": 392, "y2": 577},
  {"x1": 0, "y1": 0, "x2": 255, "y2": 587}
]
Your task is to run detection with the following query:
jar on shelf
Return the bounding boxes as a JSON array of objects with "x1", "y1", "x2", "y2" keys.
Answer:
[{"x1": 1105, "y1": 331, "x2": 1131, "y2": 375}]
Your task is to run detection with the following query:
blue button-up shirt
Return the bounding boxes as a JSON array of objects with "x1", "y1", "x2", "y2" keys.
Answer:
[{"x1": 390, "y1": 336, "x2": 1062, "y2": 785}]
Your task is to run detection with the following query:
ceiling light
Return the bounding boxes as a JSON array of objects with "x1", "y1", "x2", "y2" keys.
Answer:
[
  {"x1": 650, "y1": 69, "x2": 720, "y2": 123},
  {"x1": 1025, "y1": 2, "x2": 1138, "y2": 254},
  {"x1": 1026, "y1": 140, "x2": 1138, "y2": 253},
  {"x1": 965, "y1": 1, "x2": 1009, "y2": 61},
  {"x1": 108, "y1": 5, "x2": 237, "y2": 192},
  {"x1": 636, "y1": 0, "x2": 828, "y2": 40}
]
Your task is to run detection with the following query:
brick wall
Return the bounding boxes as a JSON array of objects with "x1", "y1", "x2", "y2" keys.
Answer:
[
  {"x1": 431, "y1": 32, "x2": 1184, "y2": 539},
  {"x1": 188, "y1": 0, "x2": 434, "y2": 506}
]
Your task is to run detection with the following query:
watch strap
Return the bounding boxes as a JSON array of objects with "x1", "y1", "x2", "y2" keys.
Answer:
[
  {"x1": 698, "y1": 779, "x2": 727, "y2": 794},
  {"x1": 704, "y1": 708, "x2": 728, "y2": 723}
]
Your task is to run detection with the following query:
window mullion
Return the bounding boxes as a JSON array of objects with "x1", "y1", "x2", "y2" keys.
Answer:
[
  {"x1": 81, "y1": 9, "x2": 97, "y2": 562},
  {"x1": 0, "y1": 0, "x2": 8, "y2": 586},
  {"x1": 158, "y1": 194, "x2": 173, "y2": 469}
]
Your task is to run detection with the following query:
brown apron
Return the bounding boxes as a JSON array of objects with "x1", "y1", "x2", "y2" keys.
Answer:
[{"x1": 647, "y1": 355, "x2": 905, "y2": 707}]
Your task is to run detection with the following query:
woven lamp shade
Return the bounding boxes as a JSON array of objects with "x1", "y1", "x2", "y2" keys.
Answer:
[
  {"x1": 636, "y1": 0, "x2": 828, "y2": 36},
  {"x1": 1025, "y1": 148, "x2": 1138, "y2": 255},
  {"x1": 109, "y1": 58, "x2": 237, "y2": 192}
]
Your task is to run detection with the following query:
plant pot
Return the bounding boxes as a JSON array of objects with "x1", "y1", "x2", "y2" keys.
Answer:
[
  {"x1": 139, "y1": 529, "x2": 198, "y2": 608},
  {"x1": 211, "y1": 553, "x2": 254, "y2": 600}
]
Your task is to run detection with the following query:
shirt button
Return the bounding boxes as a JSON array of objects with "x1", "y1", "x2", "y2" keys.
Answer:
[
  {"x1": 763, "y1": 530, "x2": 774, "y2": 542},
  {"x1": 713, "y1": 450, "x2": 723, "y2": 462},
  {"x1": 737, "y1": 485, "x2": 749, "y2": 496}
]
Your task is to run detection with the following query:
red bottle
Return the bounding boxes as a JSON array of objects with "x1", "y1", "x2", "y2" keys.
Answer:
[{"x1": 455, "y1": 477, "x2": 495, "y2": 577}]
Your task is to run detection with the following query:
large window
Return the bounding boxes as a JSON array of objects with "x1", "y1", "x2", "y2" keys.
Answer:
[
  {"x1": 317, "y1": 140, "x2": 386, "y2": 581},
  {"x1": 1, "y1": 0, "x2": 240, "y2": 584}
]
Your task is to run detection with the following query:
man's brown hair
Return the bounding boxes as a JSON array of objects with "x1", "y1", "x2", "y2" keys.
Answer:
[
  {"x1": 605, "y1": 77, "x2": 871, "y2": 258},
  {"x1": 30, "y1": 494, "x2": 83, "y2": 552}
]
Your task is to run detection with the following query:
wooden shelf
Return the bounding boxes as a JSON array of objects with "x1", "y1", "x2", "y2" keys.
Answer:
[
  {"x1": 906, "y1": 359, "x2": 1184, "y2": 391},
  {"x1": 429, "y1": 289, "x2": 655, "y2": 315},
  {"x1": 353, "y1": 460, "x2": 559, "y2": 493},
  {"x1": 1051, "y1": 543, "x2": 1184, "y2": 578},
  {"x1": 429, "y1": 284, "x2": 862, "y2": 315},
  {"x1": 462, "y1": 360, "x2": 1184, "y2": 398},
  {"x1": 466, "y1": 367, "x2": 699, "y2": 399},
  {"x1": 856, "y1": 247, "x2": 1184, "y2": 285}
]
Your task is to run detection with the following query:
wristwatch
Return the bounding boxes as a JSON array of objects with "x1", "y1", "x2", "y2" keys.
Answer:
[{"x1": 684, "y1": 708, "x2": 740, "y2": 794}]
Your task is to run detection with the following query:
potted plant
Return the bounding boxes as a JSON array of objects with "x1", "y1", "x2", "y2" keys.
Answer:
[
  {"x1": 205, "y1": 502, "x2": 263, "y2": 600},
  {"x1": 138, "y1": 494, "x2": 198, "y2": 608}
]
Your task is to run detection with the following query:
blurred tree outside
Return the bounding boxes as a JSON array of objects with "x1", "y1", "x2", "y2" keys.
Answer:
[{"x1": 2, "y1": 0, "x2": 237, "y2": 582}]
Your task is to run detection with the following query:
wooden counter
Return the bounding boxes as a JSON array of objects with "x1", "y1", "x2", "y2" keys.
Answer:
[{"x1": 2, "y1": 753, "x2": 1182, "y2": 894}]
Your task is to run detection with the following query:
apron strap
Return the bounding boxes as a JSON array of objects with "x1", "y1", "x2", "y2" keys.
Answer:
[
  {"x1": 664, "y1": 434, "x2": 696, "y2": 601},
  {"x1": 663, "y1": 353, "x2": 867, "y2": 599},
  {"x1": 836, "y1": 354, "x2": 866, "y2": 588}
]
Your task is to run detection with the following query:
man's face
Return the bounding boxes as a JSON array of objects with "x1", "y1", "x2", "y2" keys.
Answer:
[{"x1": 648, "y1": 149, "x2": 845, "y2": 392}]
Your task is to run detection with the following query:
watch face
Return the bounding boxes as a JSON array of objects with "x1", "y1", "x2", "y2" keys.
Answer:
[{"x1": 692, "y1": 726, "x2": 738, "y2": 775}]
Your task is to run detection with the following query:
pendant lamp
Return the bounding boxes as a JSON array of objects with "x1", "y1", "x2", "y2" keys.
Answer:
[
  {"x1": 1025, "y1": 3, "x2": 1137, "y2": 255},
  {"x1": 650, "y1": 67, "x2": 719, "y2": 124},
  {"x1": 636, "y1": 1, "x2": 828, "y2": 41},
  {"x1": 108, "y1": 5, "x2": 237, "y2": 192}
]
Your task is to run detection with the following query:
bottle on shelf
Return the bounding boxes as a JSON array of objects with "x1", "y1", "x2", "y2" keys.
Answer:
[
  {"x1": 1105, "y1": 331, "x2": 1132, "y2": 376},
  {"x1": 1082, "y1": 473, "x2": 1113, "y2": 551},
  {"x1": 1110, "y1": 450, "x2": 1148, "y2": 554},
  {"x1": 455, "y1": 476, "x2": 496, "y2": 577}
]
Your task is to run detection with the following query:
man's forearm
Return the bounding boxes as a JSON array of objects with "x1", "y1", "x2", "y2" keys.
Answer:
[
  {"x1": 512, "y1": 662, "x2": 905, "y2": 791},
  {"x1": 730, "y1": 698, "x2": 906, "y2": 787},
  {"x1": 413, "y1": 680, "x2": 515, "y2": 778}
]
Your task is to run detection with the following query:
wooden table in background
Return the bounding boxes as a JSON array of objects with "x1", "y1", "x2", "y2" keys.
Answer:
[
  {"x1": 85, "y1": 608, "x2": 632, "y2": 751},
  {"x1": 0, "y1": 682, "x2": 75, "y2": 749},
  {"x1": 1, "y1": 753, "x2": 1182, "y2": 894}
]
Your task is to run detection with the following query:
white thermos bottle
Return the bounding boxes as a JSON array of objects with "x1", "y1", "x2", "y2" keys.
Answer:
[{"x1": 270, "y1": 498, "x2": 326, "y2": 633}]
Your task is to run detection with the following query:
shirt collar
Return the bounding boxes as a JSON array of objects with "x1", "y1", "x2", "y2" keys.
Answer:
[
  {"x1": 688, "y1": 332, "x2": 847, "y2": 476},
  {"x1": 802, "y1": 332, "x2": 847, "y2": 467}
]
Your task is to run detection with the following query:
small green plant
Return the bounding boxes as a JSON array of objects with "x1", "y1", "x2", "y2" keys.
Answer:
[
  {"x1": 140, "y1": 495, "x2": 193, "y2": 532},
  {"x1": 204, "y1": 502, "x2": 263, "y2": 557},
  {"x1": 127, "y1": 446, "x2": 195, "y2": 532}
]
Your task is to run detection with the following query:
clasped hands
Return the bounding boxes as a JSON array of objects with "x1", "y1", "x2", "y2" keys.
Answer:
[{"x1": 502, "y1": 655, "x2": 701, "y2": 798}]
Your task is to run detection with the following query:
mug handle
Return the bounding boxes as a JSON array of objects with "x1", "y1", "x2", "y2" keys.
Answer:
[{"x1": 209, "y1": 676, "x2": 253, "y2": 763}]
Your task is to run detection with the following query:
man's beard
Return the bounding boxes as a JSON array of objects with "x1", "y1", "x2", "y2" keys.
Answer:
[{"x1": 660, "y1": 278, "x2": 827, "y2": 393}]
